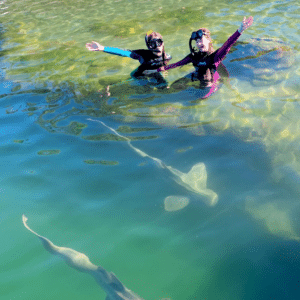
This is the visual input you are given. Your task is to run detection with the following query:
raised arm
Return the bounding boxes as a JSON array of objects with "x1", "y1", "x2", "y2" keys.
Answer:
[
  {"x1": 214, "y1": 16, "x2": 253, "y2": 64},
  {"x1": 238, "y1": 16, "x2": 254, "y2": 34}
]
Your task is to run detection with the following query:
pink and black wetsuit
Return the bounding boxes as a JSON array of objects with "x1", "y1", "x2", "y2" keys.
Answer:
[{"x1": 158, "y1": 30, "x2": 241, "y2": 87}]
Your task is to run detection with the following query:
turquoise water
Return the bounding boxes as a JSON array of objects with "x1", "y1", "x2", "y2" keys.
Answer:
[{"x1": 1, "y1": 0, "x2": 300, "y2": 299}]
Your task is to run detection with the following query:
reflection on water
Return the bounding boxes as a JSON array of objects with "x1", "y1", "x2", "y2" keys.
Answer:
[
  {"x1": 1, "y1": 0, "x2": 300, "y2": 299},
  {"x1": 227, "y1": 38, "x2": 296, "y2": 87}
]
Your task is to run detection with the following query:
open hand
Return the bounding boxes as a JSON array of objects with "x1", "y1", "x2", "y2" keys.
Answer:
[
  {"x1": 86, "y1": 41, "x2": 104, "y2": 51},
  {"x1": 238, "y1": 16, "x2": 253, "y2": 33}
]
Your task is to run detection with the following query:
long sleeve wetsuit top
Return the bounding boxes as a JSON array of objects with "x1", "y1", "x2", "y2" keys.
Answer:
[
  {"x1": 103, "y1": 47, "x2": 172, "y2": 76},
  {"x1": 157, "y1": 30, "x2": 241, "y2": 84}
]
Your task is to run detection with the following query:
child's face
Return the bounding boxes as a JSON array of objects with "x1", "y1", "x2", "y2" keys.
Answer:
[
  {"x1": 147, "y1": 39, "x2": 164, "y2": 56},
  {"x1": 152, "y1": 44, "x2": 164, "y2": 56},
  {"x1": 196, "y1": 35, "x2": 210, "y2": 52}
]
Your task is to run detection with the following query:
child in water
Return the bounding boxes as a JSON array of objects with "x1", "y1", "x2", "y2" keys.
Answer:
[
  {"x1": 86, "y1": 31, "x2": 171, "y2": 85},
  {"x1": 145, "y1": 16, "x2": 253, "y2": 96}
]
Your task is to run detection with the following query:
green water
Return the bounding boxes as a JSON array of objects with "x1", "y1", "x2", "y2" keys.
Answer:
[{"x1": 1, "y1": 0, "x2": 300, "y2": 299}]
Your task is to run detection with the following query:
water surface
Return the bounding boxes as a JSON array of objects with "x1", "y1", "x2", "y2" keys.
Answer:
[{"x1": 1, "y1": 0, "x2": 300, "y2": 299}]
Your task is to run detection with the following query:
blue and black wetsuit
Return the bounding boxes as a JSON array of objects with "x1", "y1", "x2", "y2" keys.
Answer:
[{"x1": 103, "y1": 47, "x2": 172, "y2": 78}]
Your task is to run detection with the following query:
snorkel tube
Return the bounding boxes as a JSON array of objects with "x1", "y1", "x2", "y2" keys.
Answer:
[
  {"x1": 145, "y1": 33, "x2": 150, "y2": 48},
  {"x1": 189, "y1": 29, "x2": 202, "y2": 55},
  {"x1": 145, "y1": 29, "x2": 155, "y2": 49},
  {"x1": 189, "y1": 37, "x2": 196, "y2": 55}
]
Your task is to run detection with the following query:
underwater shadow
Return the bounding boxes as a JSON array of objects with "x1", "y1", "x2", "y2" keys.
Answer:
[{"x1": 202, "y1": 238, "x2": 300, "y2": 300}]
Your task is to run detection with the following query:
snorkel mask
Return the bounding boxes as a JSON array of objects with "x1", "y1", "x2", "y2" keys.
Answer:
[
  {"x1": 145, "y1": 30, "x2": 164, "y2": 51},
  {"x1": 189, "y1": 29, "x2": 211, "y2": 54},
  {"x1": 147, "y1": 39, "x2": 163, "y2": 49},
  {"x1": 191, "y1": 29, "x2": 206, "y2": 40}
]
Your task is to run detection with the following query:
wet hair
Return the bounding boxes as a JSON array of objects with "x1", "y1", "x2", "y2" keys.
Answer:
[
  {"x1": 145, "y1": 31, "x2": 163, "y2": 44},
  {"x1": 189, "y1": 27, "x2": 214, "y2": 55},
  {"x1": 145, "y1": 31, "x2": 167, "y2": 65}
]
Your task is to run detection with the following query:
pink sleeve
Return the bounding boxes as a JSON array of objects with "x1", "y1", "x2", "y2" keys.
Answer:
[
  {"x1": 158, "y1": 56, "x2": 192, "y2": 72},
  {"x1": 214, "y1": 30, "x2": 241, "y2": 66}
]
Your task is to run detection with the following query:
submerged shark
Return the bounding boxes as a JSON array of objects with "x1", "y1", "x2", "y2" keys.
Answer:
[
  {"x1": 88, "y1": 118, "x2": 218, "y2": 207},
  {"x1": 22, "y1": 215, "x2": 145, "y2": 300}
]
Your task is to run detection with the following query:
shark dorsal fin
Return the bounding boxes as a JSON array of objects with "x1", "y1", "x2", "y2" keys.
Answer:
[{"x1": 181, "y1": 163, "x2": 207, "y2": 191}]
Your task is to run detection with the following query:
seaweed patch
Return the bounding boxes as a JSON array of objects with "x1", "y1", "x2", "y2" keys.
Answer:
[{"x1": 37, "y1": 149, "x2": 61, "y2": 155}]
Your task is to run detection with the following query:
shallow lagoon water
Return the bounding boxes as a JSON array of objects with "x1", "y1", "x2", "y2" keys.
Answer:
[{"x1": 1, "y1": 0, "x2": 300, "y2": 299}]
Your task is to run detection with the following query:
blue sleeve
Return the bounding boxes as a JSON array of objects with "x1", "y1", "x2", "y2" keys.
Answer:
[
  {"x1": 103, "y1": 47, "x2": 141, "y2": 60},
  {"x1": 103, "y1": 46, "x2": 133, "y2": 58}
]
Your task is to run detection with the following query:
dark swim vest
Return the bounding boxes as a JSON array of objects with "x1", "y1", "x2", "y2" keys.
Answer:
[
  {"x1": 188, "y1": 51, "x2": 218, "y2": 83},
  {"x1": 130, "y1": 49, "x2": 172, "y2": 76}
]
